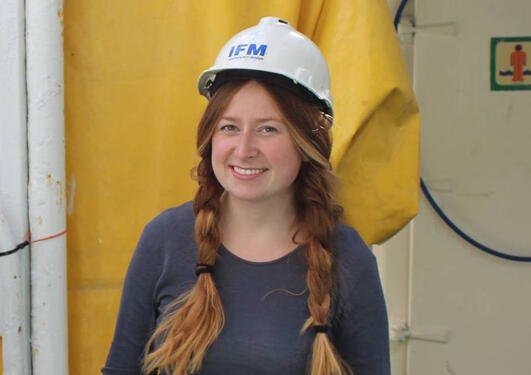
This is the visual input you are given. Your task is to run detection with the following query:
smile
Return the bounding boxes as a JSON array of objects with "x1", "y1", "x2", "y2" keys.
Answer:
[{"x1": 231, "y1": 166, "x2": 267, "y2": 176}]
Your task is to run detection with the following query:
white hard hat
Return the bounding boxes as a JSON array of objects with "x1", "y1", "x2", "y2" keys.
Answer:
[{"x1": 197, "y1": 16, "x2": 333, "y2": 118}]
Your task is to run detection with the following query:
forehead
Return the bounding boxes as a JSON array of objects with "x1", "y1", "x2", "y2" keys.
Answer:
[{"x1": 221, "y1": 81, "x2": 284, "y2": 120}]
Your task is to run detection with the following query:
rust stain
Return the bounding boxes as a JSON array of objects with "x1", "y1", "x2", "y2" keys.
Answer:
[
  {"x1": 46, "y1": 173, "x2": 53, "y2": 186},
  {"x1": 38, "y1": 216, "x2": 43, "y2": 225},
  {"x1": 56, "y1": 180, "x2": 64, "y2": 208},
  {"x1": 58, "y1": 7, "x2": 64, "y2": 29}
]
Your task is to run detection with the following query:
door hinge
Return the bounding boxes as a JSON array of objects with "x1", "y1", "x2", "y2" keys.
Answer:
[{"x1": 391, "y1": 324, "x2": 450, "y2": 343}]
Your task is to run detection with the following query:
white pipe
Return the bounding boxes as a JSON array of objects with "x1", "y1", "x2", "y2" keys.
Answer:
[
  {"x1": 0, "y1": 0, "x2": 32, "y2": 373},
  {"x1": 405, "y1": 219, "x2": 415, "y2": 375},
  {"x1": 26, "y1": 0, "x2": 68, "y2": 373}
]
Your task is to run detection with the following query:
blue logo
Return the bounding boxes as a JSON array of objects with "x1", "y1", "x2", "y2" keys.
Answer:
[{"x1": 228, "y1": 44, "x2": 267, "y2": 60}]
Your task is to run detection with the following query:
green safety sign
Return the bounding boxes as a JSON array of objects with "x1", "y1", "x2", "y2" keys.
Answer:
[{"x1": 491, "y1": 37, "x2": 531, "y2": 91}]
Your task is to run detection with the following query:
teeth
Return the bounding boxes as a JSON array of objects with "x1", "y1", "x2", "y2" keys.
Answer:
[{"x1": 233, "y1": 166, "x2": 264, "y2": 175}]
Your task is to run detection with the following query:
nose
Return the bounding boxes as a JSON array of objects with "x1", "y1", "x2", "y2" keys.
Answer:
[{"x1": 234, "y1": 129, "x2": 258, "y2": 159}]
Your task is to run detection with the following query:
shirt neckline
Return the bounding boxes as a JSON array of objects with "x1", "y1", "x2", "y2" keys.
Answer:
[{"x1": 218, "y1": 243, "x2": 305, "y2": 266}]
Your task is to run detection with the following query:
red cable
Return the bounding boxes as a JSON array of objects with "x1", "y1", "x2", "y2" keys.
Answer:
[
  {"x1": 28, "y1": 229, "x2": 67, "y2": 244},
  {"x1": 0, "y1": 229, "x2": 67, "y2": 257}
]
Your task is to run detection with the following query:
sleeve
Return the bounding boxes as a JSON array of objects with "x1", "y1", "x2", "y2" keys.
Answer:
[
  {"x1": 333, "y1": 255, "x2": 390, "y2": 375},
  {"x1": 102, "y1": 222, "x2": 163, "y2": 374}
]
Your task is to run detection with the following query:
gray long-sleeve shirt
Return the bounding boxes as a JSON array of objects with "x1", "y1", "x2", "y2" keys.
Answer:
[{"x1": 103, "y1": 202, "x2": 390, "y2": 374}]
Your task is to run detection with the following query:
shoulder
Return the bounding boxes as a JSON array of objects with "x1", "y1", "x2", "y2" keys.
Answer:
[
  {"x1": 142, "y1": 201, "x2": 195, "y2": 240},
  {"x1": 133, "y1": 201, "x2": 196, "y2": 263},
  {"x1": 333, "y1": 222, "x2": 376, "y2": 279},
  {"x1": 131, "y1": 201, "x2": 197, "y2": 290},
  {"x1": 145, "y1": 200, "x2": 194, "y2": 230},
  {"x1": 331, "y1": 223, "x2": 379, "y2": 307}
]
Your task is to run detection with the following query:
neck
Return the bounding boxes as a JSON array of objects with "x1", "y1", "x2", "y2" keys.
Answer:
[{"x1": 219, "y1": 193, "x2": 299, "y2": 261}]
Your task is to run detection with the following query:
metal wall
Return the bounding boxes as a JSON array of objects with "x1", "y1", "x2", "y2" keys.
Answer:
[{"x1": 381, "y1": 0, "x2": 531, "y2": 373}]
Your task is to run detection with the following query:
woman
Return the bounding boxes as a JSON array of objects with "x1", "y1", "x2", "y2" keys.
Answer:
[{"x1": 104, "y1": 17, "x2": 389, "y2": 375}]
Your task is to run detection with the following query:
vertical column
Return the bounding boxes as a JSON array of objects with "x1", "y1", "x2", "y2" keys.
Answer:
[
  {"x1": 26, "y1": 0, "x2": 68, "y2": 373},
  {"x1": 0, "y1": 0, "x2": 32, "y2": 374}
]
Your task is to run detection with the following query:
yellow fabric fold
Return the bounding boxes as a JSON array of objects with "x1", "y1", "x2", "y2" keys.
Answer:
[{"x1": 313, "y1": 0, "x2": 420, "y2": 243}]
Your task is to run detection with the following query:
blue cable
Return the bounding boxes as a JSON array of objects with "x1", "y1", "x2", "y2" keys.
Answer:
[
  {"x1": 393, "y1": 0, "x2": 409, "y2": 31},
  {"x1": 420, "y1": 180, "x2": 531, "y2": 262},
  {"x1": 394, "y1": 0, "x2": 531, "y2": 262}
]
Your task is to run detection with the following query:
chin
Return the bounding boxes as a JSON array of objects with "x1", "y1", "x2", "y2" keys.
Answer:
[
  {"x1": 224, "y1": 187, "x2": 294, "y2": 205},
  {"x1": 226, "y1": 191, "x2": 267, "y2": 202}
]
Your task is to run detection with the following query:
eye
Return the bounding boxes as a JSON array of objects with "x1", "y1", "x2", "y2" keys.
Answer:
[
  {"x1": 219, "y1": 124, "x2": 238, "y2": 132},
  {"x1": 258, "y1": 126, "x2": 279, "y2": 134}
]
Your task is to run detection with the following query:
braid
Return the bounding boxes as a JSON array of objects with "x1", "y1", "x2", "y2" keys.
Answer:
[
  {"x1": 142, "y1": 159, "x2": 225, "y2": 374},
  {"x1": 297, "y1": 164, "x2": 352, "y2": 375},
  {"x1": 306, "y1": 239, "x2": 345, "y2": 375}
]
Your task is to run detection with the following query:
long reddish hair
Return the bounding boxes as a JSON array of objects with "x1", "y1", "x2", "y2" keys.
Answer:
[{"x1": 143, "y1": 80, "x2": 352, "y2": 375}]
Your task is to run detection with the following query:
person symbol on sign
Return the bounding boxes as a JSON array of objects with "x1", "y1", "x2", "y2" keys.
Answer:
[{"x1": 510, "y1": 44, "x2": 526, "y2": 82}]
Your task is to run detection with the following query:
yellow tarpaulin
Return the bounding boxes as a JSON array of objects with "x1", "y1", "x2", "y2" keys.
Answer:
[{"x1": 64, "y1": 0, "x2": 418, "y2": 373}]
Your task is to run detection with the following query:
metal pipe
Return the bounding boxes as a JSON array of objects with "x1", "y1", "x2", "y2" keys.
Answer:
[
  {"x1": 0, "y1": 0, "x2": 32, "y2": 373},
  {"x1": 26, "y1": 0, "x2": 68, "y2": 373}
]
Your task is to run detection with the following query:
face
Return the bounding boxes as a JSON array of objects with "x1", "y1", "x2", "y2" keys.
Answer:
[{"x1": 211, "y1": 81, "x2": 302, "y2": 204}]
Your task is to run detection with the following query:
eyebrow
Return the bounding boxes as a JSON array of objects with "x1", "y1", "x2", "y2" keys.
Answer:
[{"x1": 219, "y1": 116, "x2": 284, "y2": 123}]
